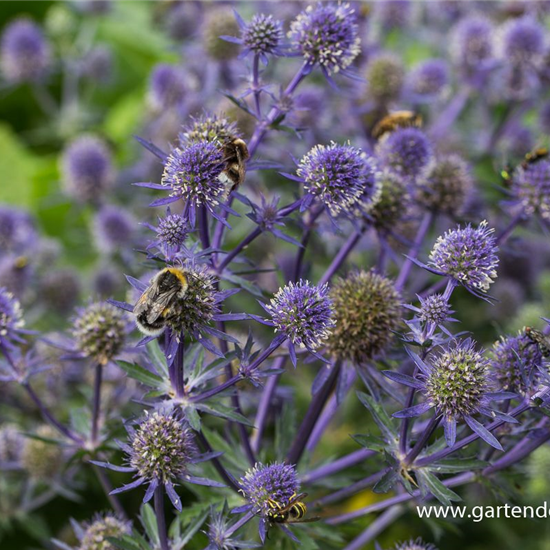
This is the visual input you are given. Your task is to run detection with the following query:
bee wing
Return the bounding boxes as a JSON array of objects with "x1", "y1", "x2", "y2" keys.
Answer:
[{"x1": 133, "y1": 286, "x2": 180, "y2": 324}]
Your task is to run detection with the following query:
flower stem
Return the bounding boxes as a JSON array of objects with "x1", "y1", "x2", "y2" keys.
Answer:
[
  {"x1": 286, "y1": 360, "x2": 342, "y2": 465},
  {"x1": 403, "y1": 415, "x2": 441, "y2": 467},
  {"x1": 301, "y1": 448, "x2": 375, "y2": 485},
  {"x1": 252, "y1": 53, "x2": 261, "y2": 118},
  {"x1": 342, "y1": 506, "x2": 405, "y2": 550},
  {"x1": 154, "y1": 485, "x2": 170, "y2": 550},
  {"x1": 91, "y1": 363, "x2": 103, "y2": 446},
  {"x1": 217, "y1": 227, "x2": 262, "y2": 272},
  {"x1": 495, "y1": 212, "x2": 524, "y2": 245},
  {"x1": 93, "y1": 464, "x2": 128, "y2": 520},
  {"x1": 293, "y1": 206, "x2": 323, "y2": 282},
  {"x1": 198, "y1": 205, "x2": 211, "y2": 251}
]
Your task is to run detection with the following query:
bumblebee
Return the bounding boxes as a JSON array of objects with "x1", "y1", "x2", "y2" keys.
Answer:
[
  {"x1": 266, "y1": 493, "x2": 319, "y2": 525},
  {"x1": 133, "y1": 267, "x2": 188, "y2": 337},
  {"x1": 218, "y1": 137, "x2": 249, "y2": 193},
  {"x1": 525, "y1": 326, "x2": 550, "y2": 358},
  {"x1": 372, "y1": 111, "x2": 423, "y2": 140},
  {"x1": 501, "y1": 147, "x2": 549, "y2": 184}
]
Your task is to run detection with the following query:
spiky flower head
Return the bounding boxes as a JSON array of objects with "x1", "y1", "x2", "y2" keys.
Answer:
[
  {"x1": 264, "y1": 280, "x2": 335, "y2": 351},
  {"x1": 327, "y1": 271, "x2": 401, "y2": 363},
  {"x1": 81, "y1": 46, "x2": 113, "y2": 83},
  {"x1": 417, "y1": 154, "x2": 473, "y2": 215},
  {"x1": 240, "y1": 462, "x2": 299, "y2": 517},
  {"x1": 407, "y1": 59, "x2": 449, "y2": 100},
  {"x1": 180, "y1": 113, "x2": 239, "y2": 146},
  {"x1": 297, "y1": 142, "x2": 380, "y2": 217},
  {"x1": 80, "y1": 514, "x2": 131, "y2": 550},
  {"x1": 156, "y1": 212, "x2": 189, "y2": 251},
  {"x1": 241, "y1": 14, "x2": 284, "y2": 56},
  {"x1": 1, "y1": 18, "x2": 51, "y2": 83},
  {"x1": 429, "y1": 220, "x2": 499, "y2": 292},
  {"x1": 426, "y1": 339, "x2": 489, "y2": 419},
  {"x1": 40, "y1": 268, "x2": 81, "y2": 315},
  {"x1": 418, "y1": 294, "x2": 453, "y2": 326},
  {"x1": 450, "y1": 15, "x2": 495, "y2": 70},
  {"x1": 289, "y1": 3, "x2": 361, "y2": 75},
  {"x1": 394, "y1": 539, "x2": 438, "y2": 550},
  {"x1": 374, "y1": 0, "x2": 411, "y2": 31},
  {"x1": 377, "y1": 128, "x2": 433, "y2": 181},
  {"x1": 365, "y1": 53, "x2": 405, "y2": 104},
  {"x1": 129, "y1": 411, "x2": 196, "y2": 484},
  {"x1": 499, "y1": 17, "x2": 546, "y2": 64},
  {"x1": 22, "y1": 425, "x2": 63, "y2": 479},
  {"x1": 93, "y1": 206, "x2": 135, "y2": 253},
  {"x1": 61, "y1": 135, "x2": 115, "y2": 204},
  {"x1": 161, "y1": 140, "x2": 226, "y2": 222},
  {"x1": 490, "y1": 332, "x2": 543, "y2": 396},
  {"x1": 0, "y1": 287, "x2": 24, "y2": 340},
  {"x1": 512, "y1": 159, "x2": 550, "y2": 221},
  {"x1": 0, "y1": 206, "x2": 37, "y2": 254},
  {"x1": 72, "y1": 301, "x2": 126, "y2": 365},
  {"x1": 148, "y1": 63, "x2": 186, "y2": 111},
  {"x1": 370, "y1": 170, "x2": 411, "y2": 231},
  {"x1": 204, "y1": 9, "x2": 241, "y2": 61},
  {"x1": 0, "y1": 424, "x2": 24, "y2": 463}
]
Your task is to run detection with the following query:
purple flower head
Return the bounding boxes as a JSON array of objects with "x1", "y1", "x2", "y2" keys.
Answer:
[
  {"x1": 165, "y1": 3, "x2": 201, "y2": 41},
  {"x1": 371, "y1": 170, "x2": 411, "y2": 232},
  {"x1": 264, "y1": 280, "x2": 335, "y2": 352},
  {"x1": 428, "y1": 220, "x2": 499, "y2": 293},
  {"x1": 490, "y1": 331, "x2": 543, "y2": 396},
  {"x1": 72, "y1": 301, "x2": 127, "y2": 365},
  {"x1": 61, "y1": 135, "x2": 115, "y2": 204},
  {"x1": 411, "y1": 293, "x2": 455, "y2": 329},
  {"x1": 179, "y1": 113, "x2": 239, "y2": 146},
  {"x1": 240, "y1": 462, "x2": 299, "y2": 517},
  {"x1": 153, "y1": 211, "x2": 190, "y2": 257},
  {"x1": 0, "y1": 287, "x2": 25, "y2": 343},
  {"x1": 129, "y1": 411, "x2": 196, "y2": 485},
  {"x1": 374, "y1": 0, "x2": 412, "y2": 31},
  {"x1": 499, "y1": 17, "x2": 546, "y2": 64},
  {"x1": 40, "y1": 268, "x2": 81, "y2": 315},
  {"x1": 1, "y1": 18, "x2": 51, "y2": 83},
  {"x1": 296, "y1": 142, "x2": 380, "y2": 217},
  {"x1": 512, "y1": 159, "x2": 550, "y2": 221},
  {"x1": 288, "y1": 2, "x2": 361, "y2": 75},
  {"x1": 377, "y1": 128, "x2": 434, "y2": 182},
  {"x1": 81, "y1": 45, "x2": 113, "y2": 84},
  {"x1": 79, "y1": 514, "x2": 131, "y2": 550},
  {"x1": 365, "y1": 53, "x2": 405, "y2": 104},
  {"x1": 148, "y1": 63, "x2": 187, "y2": 111},
  {"x1": 93, "y1": 205, "x2": 135, "y2": 254},
  {"x1": 240, "y1": 13, "x2": 285, "y2": 58},
  {"x1": 161, "y1": 140, "x2": 226, "y2": 226},
  {"x1": 93, "y1": 265, "x2": 121, "y2": 298},
  {"x1": 0, "y1": 255, "x2": 32, "y2": 298},
  {"x1": 394, "y1": 539, "x2": 438, "y2": 550},
  {"x1": 407, "y1": 59, "x2": 449, "y2": 101},
  {"x1": 0, "y1": 206, "x2": 36, "y2": 254},
  {"x1": 496, "y1": 62, "x2": 540, "y2": 102},
  {"x1": 206, "y1": 503, "x2": 247, "y2": 550},
  {"x1": 203, "y1": 9, "x2": 241, "y2": 61},
  {"x1": 392, "y1": 339, "x2": 512, "y2": 448}
]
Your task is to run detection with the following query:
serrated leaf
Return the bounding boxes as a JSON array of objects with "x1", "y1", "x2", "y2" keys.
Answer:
[
  {"x1": 430, "y1": 457, "x2": 488, "y2": 474},
  {"x1": 373, "y1": 468, "x2": 399, "y2": 494},
  {"x1": 117, "y1": 360, "x2": 166, "y2": 389},
  {"x1": 195, "y1": 402, "x2": 255, "y2": 427},
  {"x1": 356, "y1": 391, "x2": 398, "y2": 442},
  {"x1": 351, "y1": 434, "x2": 386, "y2": 452},
  {"x1": 222, "y1": 273, "x2": 264, "y2": 298},
  {"x1": 417, "y1": 470, "x2": 462, "y2": 507}
]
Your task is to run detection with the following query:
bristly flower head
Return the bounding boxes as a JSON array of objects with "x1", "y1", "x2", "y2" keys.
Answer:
[
  {"x1": 161, "y1": 140, "x2": 228, "y2": 226},
  {"x1": 0, "y1": 287, "x2": 25, "y2": 344},
  {"x1": 407, "y1": 58, "x2": 449, "y2": 101},
  {"x1": 1, "y1": 18, "x2": 51, "y2": 83},
  {"x1": 490, "y1": 331, "x2": 543, "y2": 396},
  {"x1": 61, "y1": 135, "x2": 115, "y2": 204},
  {"x1": 327, "y1": 271, "x2": 401, "y2": 363},
  {"x1": 450, "y1": 15, "x2": 495, "y2": 73},
  {"x1": 79, "y1": 514, "x2": 131, "y2": 550},
  {"x1": 263, "y1": 280, "x2": 335, "y2": 354},
  {"x1": 365, "y1": 53, "x2": 405, "y2": 104},
  {"x1": 180, "y1": 113, "x2": 239, "y2": 146},
  {"x1": 93, "y1": 206, "x2": 135, "y2": 254},
  {"x1": 499, "y1": 17, "x2": 546, "y2": 64},
  {"x1": 148, "y1": 63, "x2": 187, "y2": 111},
  {"x1": 296, "y1": 142, "x2": 380, "y2": 217},
  {"x1": 206, "y1": 503, "x2": 253, "y2": 550},
  {"x1": 404, "y1": 293, "x2": 456, "y2": 336},
  {"x1": 0, "y1": 206, "x2": 37, "y2": 254},
  {"x1": 512, "y1": 159, "x2": 550, "y2": 221},
  {"x1": 231, "y1": 13, "x2": 285, "y2": 61},
  {"x1": 288, "y1": 2, "x2": 361, "y2": 75},
  {"x1": 428, "y1": 220, "x2": 499, "y2": 293},
  {"x1": 417, "y1": 154, "x2": 473, "y2": 216},
  {"x1": 72, "y1": 301, "x2": 126, "y2": 365},
  {"x1": 377, "y1": 128, "x2": 434, "y2": 182},
  {"x1": 370, "y1": 170, "x2": 411, "y2": 232},
  {"x1": 203, "y1": 9, "x2": 241, "y2": 61},
  {"x1": 373, "y1": 0, "x2": 411, "y2": 31},
  {"x1": 40, "y1": 268, "x2": 81, "y2": 315},
  {"x1": 240, "y1": 462, "x2": 299, "y2": 517},
  {"x1": 149, "y1": 211, "x2": 190, "y2": 258},
  {"x1": 393, "y1": 539, "x2": 438, "y2": 550}
]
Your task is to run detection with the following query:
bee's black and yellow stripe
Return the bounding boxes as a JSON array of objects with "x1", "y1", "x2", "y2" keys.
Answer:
[{"x1": 266, "y1": 492, "x2": 308, "y2": 523}]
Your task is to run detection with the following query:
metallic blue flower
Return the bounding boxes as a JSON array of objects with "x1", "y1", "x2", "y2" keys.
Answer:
[
  {"x1": 263, "y1": 280, "x2": 335, "y2": 354},
  {"x1": 365, "y1": 53, "x2": 405, "y2": 104},
  {"x1": 0, "y1": 18, "x2": 51, "y2": 83},
  {"x1": 0, "y1": 206, "x2": 37, "y2": 255},
  {"x1": 0, "y1": 287, "x2": 25, "y2": 346},
  {"x1": 511, "y1": 159, "x2": 550, "y2": 221},
  {"x1": 428, "y1": 220, "x2": 499, "y2": 294},
  {"x1": 407, "y1": 59, "x2": 449, "y2": 101},
  {"x1": 404, "y1": 293, "x2": 457, "y2": 337},
  {"x1": 295, "y1": 142, "x2": 380, "y2": 217},
  {"x1": 288, "y1": 2, "x2": 361, "y2": 76},
  {"x1": 93, "y1": 206, "x2": 135, "y2": 254},
  {"x1": 374, "y1": 0, "x2": 412, "y2": 31},
  {"x1": 148, "y1": 63, "x2": 187, "y2": 111},
  {"x1": 377, "y1": 128, "x2": 433, "y2": 181},
  {"x1": 61, "y1": 135, "x2": 115, "y2": 204},
  {"x1": 451, "y1": 15, "x2": 495, "y2": 71},
  {"x1": 146, "y1": 210, "x2": 190, "y2": 259},
  {"x1": 390, "y1": 339, "x2": 515, "y2": 449},
  {"x1": 499, "y1": 17, "x2": 546, "y2": 64},
  {"x1": 179, "y1": 113, "x2": 240, "y2": 146}
]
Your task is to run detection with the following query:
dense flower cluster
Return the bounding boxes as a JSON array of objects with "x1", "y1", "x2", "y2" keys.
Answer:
[{"x1": 80, "y1": 514, "x2": 130, "y2": 550}]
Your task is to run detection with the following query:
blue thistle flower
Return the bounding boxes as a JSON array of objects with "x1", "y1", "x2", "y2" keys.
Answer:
[
  {"x1": 180, "y1": 113, "x2": 240, "y2": 146},
  {"x1": 374, "y1": 0, "x2": 412, "y2": 31},
  {"x1": 81, "y1": 45, "x2": 113, "y2": 84},
  {"x1": 499, "y1": 16, "x2": 546, "y2": 64},
  {"x1": 511, "y1": 159, "x2": 550, "y2": 221},
  {"x1": 407, "y1": 58, "x2": 449, "y2": 102},
  {"x1": 147, "y1": 210, "x2": 190, "y2": 259},
  {"x1": 451, "y1": 15, "x2": 495, "y2": 71},
  {"x1": 203, "y1": 9, "x2": 241, "y2": 61},
  {"x1": 377, "y1": 128, "x2": 434, "y2": 182},
  {"x1": 391, "y1": 339, "x2": 515, "y2": 449},
  {"x1": 61, "y1": 135, "x2": 115, "y2": 204},
  {"x1": 161, "y1": 140, "x2": 230, "y2": 226},
  {"x1": 93, "y1": 206, "x2": 135, "y2": 254},
  {"x1": 0, "y1": 206, "x2": 37, "y2": 255},
  {"x1": 295, "y1": 142, "x2": 380, "y2": 217},
  {"x1": 40, "y1": 268, "x2": 81, "y2": 315},
  {"x1": 288, "y1": 2, "x2": 361, "y2": 76},
  {"x1": 1, "y1": 18, "x2": 51, "y2": 83},
  {"x1": 148, "y1": 63, "x2": 187, "y2": 111},
  {"x1": 394, "y1": 539, "x2": 438, "y2": 550},
  {"x1": 263, "y1": 280, "x2": 335, "y2": 359},
  {"x1": 427, "y1": 220, "x2": 499, "y2": 294},
  {"x1": 78, "y1": 514, "x2": 131, "y2": 550},
  {"x1": 404, "y1": 293, "x2": 457, "y2": 337},
  {"x1": 0, "y1": 287, "x2": 25, "y2": 346},
  {"x1": 365, "y1": 53, "x2": 405, "y2": 104}
]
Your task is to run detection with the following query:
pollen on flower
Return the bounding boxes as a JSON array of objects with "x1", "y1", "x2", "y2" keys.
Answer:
[
  {"x1": 242, "y1": 14, "x2": 284, "y2": 56},
  {"x1": 0, "y1": 287, "x2": 24, "y2": 338},
  {"x1": 80, "y1": 514, "x2": 131, "y2": 550}
]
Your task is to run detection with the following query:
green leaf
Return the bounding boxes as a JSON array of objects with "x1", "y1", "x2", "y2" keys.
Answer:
[
  {"x1": 147, "y1": 339, "x2": 169, "y2": 379},
  {"x1": 70, "y1": 407, "x2": 91, "y2": 437},
  {"x1": 117, "y1": 360, "x2": 166, "y2": 389},
  {"x1": 195, "y1": 402, "x2": 255, "y2": 428},
  {"x1": 222, "y1": 273, "x2": 264, "y2": 298},
  {"x1": 351, "y1": 434, "x2": 386, "y2": 452},
  {"x1": 105, "y1": 535, "x2": 143, "y2": 550},
  {"x1": 139, "y1": 504, "x2": 159, "y2": 545},
  {"x1": 417, "y1": 470, "x2": 462, "y2": 507},
  {"x1": 356, "y1": 391, "x2": 398, "y2": 442},
  {"x1": 185, "y1": 406, "x2": 201, "y2": 431},
  {"x1": 373, "y1": 468, "x2": 399, "y2": 494},
  {"x1": 430, "y1": 457, "x2": 488, "y2": 474}
]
